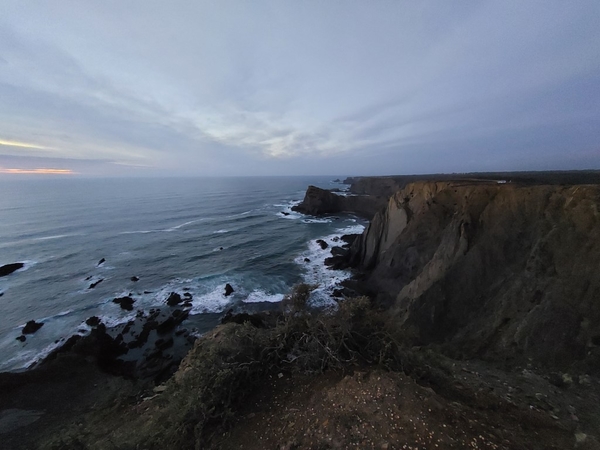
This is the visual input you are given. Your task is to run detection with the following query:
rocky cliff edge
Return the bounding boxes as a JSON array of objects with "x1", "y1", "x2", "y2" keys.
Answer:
[
  {"x1": 291, "y1": 185, "x2": 386, "y2": 218},
  {"x1": 349, "y1": 180, "x2": 600, "y2": 370}
]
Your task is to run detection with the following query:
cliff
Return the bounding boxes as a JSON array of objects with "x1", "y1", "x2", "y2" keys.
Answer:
[
  {"x1": 291, "y1": 185, "x2": 386, "y2": 219},
  {"x1": 349, "y1": 180, "x2": 600, "y2": 369}
]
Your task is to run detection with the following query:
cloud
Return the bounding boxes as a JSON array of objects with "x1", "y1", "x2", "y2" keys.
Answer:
[
  {"x1": 0, "y1": 167, "x2": 73, "y2": 174},
  {"x1": 0, "y1": 1, "x2": 598, "y2": 175},
  {"x1": 0, "y1": 139, "x2": 51, "y2": 150}
]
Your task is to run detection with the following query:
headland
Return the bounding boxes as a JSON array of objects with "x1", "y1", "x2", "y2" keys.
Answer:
[{"x1": 2, "y1": 170, "x2": 600, "y2": 449}]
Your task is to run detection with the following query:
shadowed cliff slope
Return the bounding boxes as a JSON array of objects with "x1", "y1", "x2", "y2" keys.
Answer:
[{"x1": 350, "y1": 180, "x2": 600, "y2": 369}]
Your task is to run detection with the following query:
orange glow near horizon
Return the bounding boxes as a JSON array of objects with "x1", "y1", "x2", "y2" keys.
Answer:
[{"x1": 0, "y1": 167, "x2": 74, "y2": 175}]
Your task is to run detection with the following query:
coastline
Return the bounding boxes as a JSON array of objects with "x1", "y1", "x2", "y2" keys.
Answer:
[{"x1": 2, "y1": 170, "x2": 600, "y2": 449}]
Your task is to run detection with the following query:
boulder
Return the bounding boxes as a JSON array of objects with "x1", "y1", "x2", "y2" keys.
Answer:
[
  {"x1": 97, "y1": 258, "x2": 106, "y2": 266},
  {"x1": 85, "y1": 316, "x2": 102, "y2": 327},
  {"x1": 22, "y1": 320, "x2": 44, "y2": 334},
  {"x1": 166, "y1": 292, "x2": 182, "y2": 306},
  {"x1": 113, "y1": 296, "x2": 135, "y2": 311},
  {"x1": 130, "y1": 276, "x2": 140, "y2": 282},
  {"x1": 16, "y1": 335, "x2": 26, "y2": 342},
  {"x1": 224, "y1": 283, "x2": 234, "y2": 297},
  {"x1": 88, "y1": 279, "x2": 103, "y2": 289},
  {"x1": 316, "y1": 239, "x2": 328, "y2": 250},
  {"x1": 0, "y1": 263, "x2": 24, "y2": 277}
]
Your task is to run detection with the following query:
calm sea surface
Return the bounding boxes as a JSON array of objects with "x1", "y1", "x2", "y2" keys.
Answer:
[{"x1": 0, "y1": 177, "x2": 364, "y2": 371}]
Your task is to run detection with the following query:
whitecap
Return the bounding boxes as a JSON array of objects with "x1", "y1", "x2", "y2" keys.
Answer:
[
  {"x1": 243, "y1": 290, "x2": 285, "y2": 304},
  {"x1": 33, "y1": 233, "x2": 80, "y2": 241},
  {"x1": 276, "y1": 199, "x2": 303, "y2": 220},
  {"x1": 294, "y1": 223, "x2": 366, "y2": 308},
  {"x1": 3, "y1": 340, "x2": 66, "y2": 371},
  {"x1": 302, "y1": 218, "x2": 333, "y2": 224},
  {"x1": 189, "y1": 285, "x2": 234, "y2": 314},
  {"x1": 166, "y1": 218, "x2": 204, "y2": 231}
]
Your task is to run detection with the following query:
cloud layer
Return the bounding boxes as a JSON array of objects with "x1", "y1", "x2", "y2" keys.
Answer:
[{"x1": 1, "y1": 1, "x2": 599, "y2": 176}]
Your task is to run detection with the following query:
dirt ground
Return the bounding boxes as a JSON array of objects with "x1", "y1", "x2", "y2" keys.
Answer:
[{"x1": 216, "y1": 360, "x2": 600, "y2": 450}]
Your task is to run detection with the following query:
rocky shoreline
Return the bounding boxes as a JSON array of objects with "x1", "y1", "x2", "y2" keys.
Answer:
[{"x1": 2, "y1": 170, "x2": 600, "y2": 449}]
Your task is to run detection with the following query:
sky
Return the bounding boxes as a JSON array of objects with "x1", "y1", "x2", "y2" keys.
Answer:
[{"x1": 0, "y1": 1, "x2": 599, "y2": 177}]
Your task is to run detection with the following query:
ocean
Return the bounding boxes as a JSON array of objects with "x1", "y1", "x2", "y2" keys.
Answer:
[{"x1": 0, "y1": 176, "x2": 365, "y2": 372}]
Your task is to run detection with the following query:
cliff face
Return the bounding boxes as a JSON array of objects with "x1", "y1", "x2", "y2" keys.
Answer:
[
  {"x1": 292, "y1": 185, "x2": 386, "y2": 219},
  {"x1": 351, "y1": 180, "x2": 600, "y2": 369}
]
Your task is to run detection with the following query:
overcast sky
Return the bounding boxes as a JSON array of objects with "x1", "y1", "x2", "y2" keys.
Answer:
[{"x1": 1, "y1": 1, "x2": 599, "y2": 177}]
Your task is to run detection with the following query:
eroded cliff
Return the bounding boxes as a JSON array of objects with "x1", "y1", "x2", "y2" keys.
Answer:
[
  {"x1": 291, "y1": 185, "x2": 386, "y2": 218},
  {"x1": 350, "y1": 180, "x2": 600, "y2": 369}
]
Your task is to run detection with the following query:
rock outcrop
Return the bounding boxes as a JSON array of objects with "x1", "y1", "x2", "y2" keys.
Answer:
[
  {"x1": 0, "y1": 263, "x2": 24, "y2": 277},
  {"x1": 22, "y1": 320, "x2": 44, "y2": 334},
  {"x1": 292, "y1": 185, "x2": 386, "y2": 219},
  {"x1": 348, "y1": 180, "x2": 600, "y2": 370}
]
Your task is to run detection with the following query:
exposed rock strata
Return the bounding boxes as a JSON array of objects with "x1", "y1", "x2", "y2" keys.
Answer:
[{"x1": 348, "y1": 180, "x2": 600, "y2": 370}]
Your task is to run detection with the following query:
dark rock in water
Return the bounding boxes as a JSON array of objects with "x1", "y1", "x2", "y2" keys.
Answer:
[
  {"x1": 0, "y1": 292, "x2": 3, "y2": 297},
  {"x1": 304, "y1": 257, "x2": 311, "y2": 263},
  {"x1": 341, "y1": 234, "x2": 359, "y2": 246},
  {"x1": 224, "y1": 283, "x2": 234, "y2": 296},
  {"x1": 183, "y1": 292, "x2": 193, "y2": 299},
  {"x1": 171, "y1": 309, "x2": 190, "y2": 322},
  {"x1": 113, "y1": 296, "x2": 135, "y2": 311},
  {"x1": 316, "y1": 239, "x2": 328, "y2": 250},
  {"x1": 281, "y1": 211, "x2": 290, "y2": 216},
  {"x1": 156, "y1": 317, "x2": 177, "y2": 335},
  {"x1": 97, "y1": 258, "x2": 105, "y2": 266},
  {"x1": 85, "y1": 316, "x2": 101, "y2": 327},
  {"x1": 16, "y1": 335, "x2": 26, "y2": 342},
  {"x1": 332, "y1": 236, "x2": 340, "y2": 242},
  {"x1": 330, "y1": 246, "x2": 348, "y2": 257},
  {"x1": 22, "y1": 320, "x2": 44, "y2": 334},
  {"x1": 88, "y1": 279, "x2": 103, "y2": 289},
  {"x1": 324, "y1": 255, "x2": 349, "y2": 270},
  {"x1": 183, "y1": 301, "x2": 193, "y2": 308},
  {"x1": 144, "y1": 291, "x2": 152, "y2": 294},
  {"x1": 130, "y1": 276, "x2": 140, "y2": 282},
  {"x1": 85, "y1": 275, "x2": 92, "y2": 281},
  {"x1": 155, "y1": 337, "x2": 174, "y2": 351},
  {"x1": 219, "y1": 247, "x2": 224, "y2": 250},
  {"x1": 333, "y1": 179, "x2": 341, "y2": 182},
  {"x1": 122, "y1": 320, "x2": 134, "y2": 334},
  {"x1": 0, "y1": 263, "x2": 24, "y2": 277},
  {"x1": 45, "y1": 325, "x2": 130, "y2": 376},
  {"x1": 166, "y1": 292, "x2": 182, "y2": 306}
]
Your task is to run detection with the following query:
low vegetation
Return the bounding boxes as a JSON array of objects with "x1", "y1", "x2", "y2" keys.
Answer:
[{"x1": 44, "y1": 284, "x2": 420, "y2": 449}]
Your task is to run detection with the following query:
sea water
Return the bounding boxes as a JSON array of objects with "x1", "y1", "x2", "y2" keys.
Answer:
[{"x1": 0, "y1": 177, "x2": 364, "y2": 371}]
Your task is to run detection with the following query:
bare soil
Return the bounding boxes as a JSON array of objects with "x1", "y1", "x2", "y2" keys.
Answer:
[{"x1": 218, "y1": 360, "x2": 600, "y2": 450}]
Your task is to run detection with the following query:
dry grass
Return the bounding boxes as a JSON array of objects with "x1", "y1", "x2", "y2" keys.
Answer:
[{"x1": 43, "y1": 284, "x2": 415, "y2": 450}]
